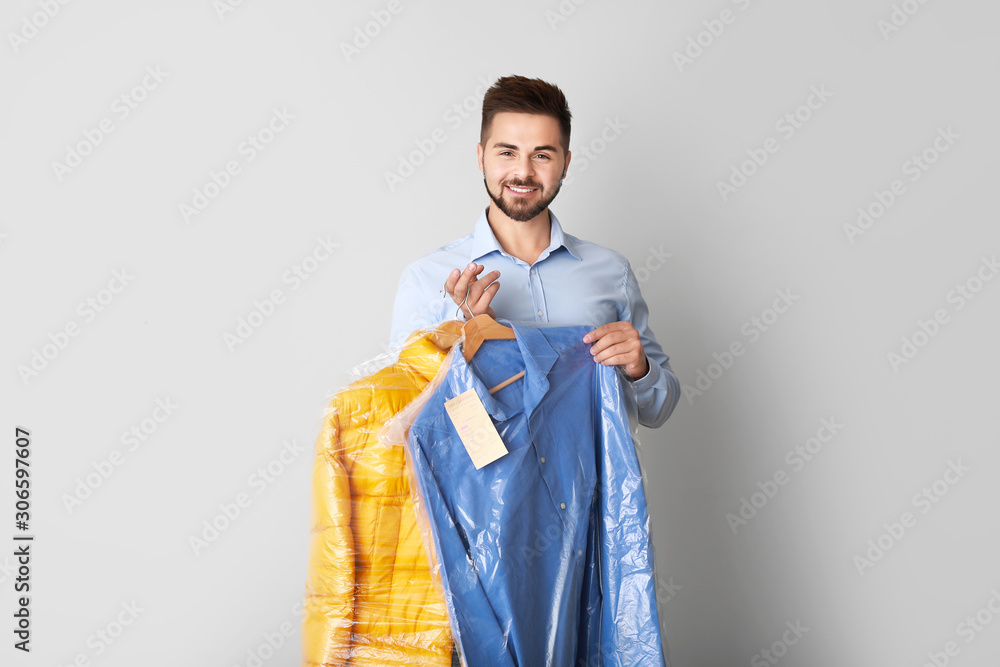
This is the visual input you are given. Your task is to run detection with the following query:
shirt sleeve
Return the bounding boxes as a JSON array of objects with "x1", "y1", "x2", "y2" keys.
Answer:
[
  {"x1": 389, "y1": 262, "x2": 463, "y2": 352},
  {"x1": 620, "y1": 260, "x2": 681, "y2": 429}
]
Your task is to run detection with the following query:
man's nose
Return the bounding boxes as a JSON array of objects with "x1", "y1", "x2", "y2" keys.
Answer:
[{"x1": 511, "y1": 156, "x2": 535, "y2": 181}]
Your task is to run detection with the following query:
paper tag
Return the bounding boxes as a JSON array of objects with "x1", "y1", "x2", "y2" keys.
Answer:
[{"x1": 444, "y1": 389, "x2": 508, "y2": 469}]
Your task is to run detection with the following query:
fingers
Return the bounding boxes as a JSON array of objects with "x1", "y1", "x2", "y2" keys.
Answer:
[
  {"x1": 588, "y1": 330, "x2": 628, "y2": 357},
  {"x1": 447, "y1": 263, "x2": 500, "y2": 314},
  {"x1": 469, "y1": 270, "x2": 500, "y2": 302},
  {"x1": 592, "y1": 339, "x2": 640, "y2": 367},
  {"x1": 467, "y1": 278, "x2": 500, "y2": 315},
  {"x1": 583, "y1": 320, "x2": 630, "y2": 344},
  {"x1": 585, "y1": 324, "x2": 632, "y2": 351},
  {"x1": 445, "y1": 268, "x2": 461, "y2": 294},
  {"x1": 596, "y1": 351, "x2": 631, "y2": 367},
  {"x1": 447, "y1": 263, "x2": 484, "y2": 302},
  {"x1": 586, "y1": 323, "x2": 643, "y2": 366}
]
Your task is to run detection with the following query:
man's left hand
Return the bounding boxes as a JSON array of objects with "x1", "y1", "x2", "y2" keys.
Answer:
[{"x1": 583, "y1": 321, "x2": 649, "y2": 380}]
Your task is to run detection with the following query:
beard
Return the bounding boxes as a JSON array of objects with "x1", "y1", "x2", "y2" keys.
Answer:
[{"x1": 484, "y1": 176, "x2": 562, "y2": 222}]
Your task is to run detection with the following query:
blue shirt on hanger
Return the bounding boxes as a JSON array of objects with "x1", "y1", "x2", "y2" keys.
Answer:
[{"x1": 406, "y1": 320, "x2": 667, "y2": 667}]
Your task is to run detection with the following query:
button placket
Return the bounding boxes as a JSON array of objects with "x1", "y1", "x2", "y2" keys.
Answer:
[{"x1": 529, "y1": 264, "x2": 547, "y2": 320}]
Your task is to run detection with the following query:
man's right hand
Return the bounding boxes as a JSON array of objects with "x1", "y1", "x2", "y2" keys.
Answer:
[{"x1": 444, "y1": 262, "x2": 500, "y2": 319}]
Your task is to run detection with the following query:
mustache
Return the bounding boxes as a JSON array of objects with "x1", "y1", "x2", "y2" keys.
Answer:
[{"x1": 503, "y1": 179, "x2": 541, "y2": 188}]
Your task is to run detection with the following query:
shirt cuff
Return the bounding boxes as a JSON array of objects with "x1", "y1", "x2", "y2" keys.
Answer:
[{"x1": 629, "y1": 355, "x2": 660, "y2": 390}]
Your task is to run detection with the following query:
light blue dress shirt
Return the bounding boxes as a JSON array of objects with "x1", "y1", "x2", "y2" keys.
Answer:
[
  {"x1": 389, "y1": 207, "x2": 680, "y2": 428},
  {"x1": 406, "y1": 320, "x2": 667, "y2": 667}
]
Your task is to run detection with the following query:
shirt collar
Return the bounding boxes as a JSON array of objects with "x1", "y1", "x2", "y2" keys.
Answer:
[
  {"x1": 450, "y1": 320, "x2": 558, "y2": 422},
  {"x1": 469, "y1": 206, "x2": 583, "y2": 264}
]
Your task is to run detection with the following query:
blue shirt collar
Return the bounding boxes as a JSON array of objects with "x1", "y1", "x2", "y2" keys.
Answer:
[
  {"x1": 469, "y1": 206, "x2": 583, "y2": 264},
  {"x1": 451, "y1": 320, "x2": 559, "y2": 422}
]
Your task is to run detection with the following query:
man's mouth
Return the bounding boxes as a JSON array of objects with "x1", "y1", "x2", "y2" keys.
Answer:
[{"x1": 505, "y1": 184, "x2": 537, "y2": 195}]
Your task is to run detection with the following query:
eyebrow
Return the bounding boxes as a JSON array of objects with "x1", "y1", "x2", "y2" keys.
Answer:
[{"x1": 493, "y1": 142, "x2": 559, "y2": 153}]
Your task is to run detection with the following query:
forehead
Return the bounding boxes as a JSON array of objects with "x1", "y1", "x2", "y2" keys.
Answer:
[{"x1": 485, "y1": 112, "x2": 562, "y2": 148}]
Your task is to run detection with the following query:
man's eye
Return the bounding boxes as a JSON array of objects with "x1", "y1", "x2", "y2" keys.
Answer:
[{"x1": 536, "y1": 154, "x2": 550, "y2": 160}]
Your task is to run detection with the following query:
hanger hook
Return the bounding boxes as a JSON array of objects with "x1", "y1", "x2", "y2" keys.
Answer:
[
  {"x1": 455, "y1": 285, "x2": 471, "y2": 319},
  {"x1": 441, "y1": 280, "x2": 473, "y2": 320}
]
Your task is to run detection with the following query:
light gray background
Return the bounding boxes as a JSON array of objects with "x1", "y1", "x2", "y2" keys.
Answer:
[{"x1": 2, "y1": 1, "x2": 999, "y2": 665}]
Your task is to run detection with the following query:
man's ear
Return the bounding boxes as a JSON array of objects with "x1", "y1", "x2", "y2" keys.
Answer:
[
  {"x1": 476, "y1": 142, "x2": 485, "y2": 173},
  {"x1": 562, "y1": 149, "x2": 572, "y2": 179}
]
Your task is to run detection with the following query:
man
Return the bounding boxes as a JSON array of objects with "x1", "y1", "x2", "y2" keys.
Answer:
[{"x1": 389, "y1": 75, "x2": 679, "y2": 429}]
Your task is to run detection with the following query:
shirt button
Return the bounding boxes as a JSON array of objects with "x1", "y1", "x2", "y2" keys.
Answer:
[
  {"x1": 560, "y1": 502, "x2": 566, "y2": 510},
  {"x1": 530, "y1": 269, "x2": 536, "y2": 274},
  {"x1": 578, "y1": 550, "x2": 584, "y2": 556},
  {"x1": 540, "y1": 456, "x2": 546, "y2": 464},
  {"x1": 537, "y1": 310, "x2": 543, "y2": 317}
]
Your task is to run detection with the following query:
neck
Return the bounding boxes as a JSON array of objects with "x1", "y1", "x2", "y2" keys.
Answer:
[{"x1": 487, "y1": 206, "x2": 551, "y2": 266}]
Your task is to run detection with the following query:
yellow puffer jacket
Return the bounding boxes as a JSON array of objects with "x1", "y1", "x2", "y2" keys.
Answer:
[{"x1": 302, "y1": 322, "x2": 462, "y2": 667}]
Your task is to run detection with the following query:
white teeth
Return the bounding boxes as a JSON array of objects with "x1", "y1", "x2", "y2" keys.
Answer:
[{"x1": 508, "y1": 186, "x2": 533, "y2": 193}]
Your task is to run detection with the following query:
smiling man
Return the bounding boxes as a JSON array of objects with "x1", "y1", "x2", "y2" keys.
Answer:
[{"x1": 389, "y1": 74, "x2": 679, "y2": 429}]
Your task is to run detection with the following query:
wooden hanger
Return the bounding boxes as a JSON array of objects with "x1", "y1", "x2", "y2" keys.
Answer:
[
  {"x1": 461, "y1": 314, "x2": 525, "y2": 394},
  {"x1": 462, "y1": 314, "x2": 515, "y2": 361}
]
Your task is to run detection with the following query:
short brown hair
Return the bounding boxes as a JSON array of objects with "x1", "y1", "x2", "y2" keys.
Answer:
[{"x1": 480, "y1": 75, "x2": 572, "y2": 153}]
